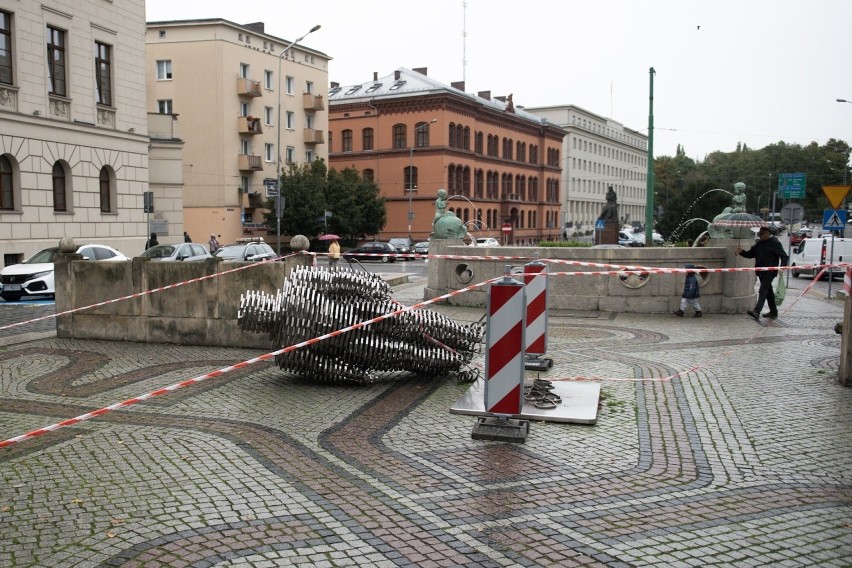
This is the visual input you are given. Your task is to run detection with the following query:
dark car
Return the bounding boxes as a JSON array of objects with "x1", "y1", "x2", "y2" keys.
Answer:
[
  {"x1": 343, "y1": 242, "x2": 397, "y2": 263},
  {"x1": 213, "y1": 241, "x2": 276, "y2": 262},
  {"x1": 388, "y1": 237, "x2": 413, "y2": 260},
  {"x1": 790, "y1": 228, "x2": 812, "y2": 246}
]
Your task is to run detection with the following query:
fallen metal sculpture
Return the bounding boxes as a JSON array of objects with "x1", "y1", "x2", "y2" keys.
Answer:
[{"x1": 238, "y1": 267, "x2": 484, "y2": 384}]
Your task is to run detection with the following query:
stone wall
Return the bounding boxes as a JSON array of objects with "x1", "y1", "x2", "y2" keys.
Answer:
[
  {"x1": 425, "y1": 239, "x2": 757, "y2": 314},
  {"x1": 55, "y1": 255, "x2": 313, "y2": 348}
]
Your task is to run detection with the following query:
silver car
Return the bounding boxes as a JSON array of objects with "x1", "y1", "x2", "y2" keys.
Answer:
[{"x1": 140, "y1": 243, "x2": 212, "y2": 262}]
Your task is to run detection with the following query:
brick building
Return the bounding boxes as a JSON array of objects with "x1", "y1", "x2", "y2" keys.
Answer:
[{"x1": 327, "y1": 67, "x2": 566, "y2": 245}]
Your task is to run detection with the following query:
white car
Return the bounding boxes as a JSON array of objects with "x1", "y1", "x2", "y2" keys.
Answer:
[
  {"x1": 0, "y1": 244, "x2": 128, "y2": 302},
  {"x1": 472, "y1": 237, "x2": 500, "y2": 247}
]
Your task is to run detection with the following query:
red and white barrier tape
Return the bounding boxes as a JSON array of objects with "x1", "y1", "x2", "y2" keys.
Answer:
[{"x1": 0, "y1": 275, "x2": 502, "y2": 448}]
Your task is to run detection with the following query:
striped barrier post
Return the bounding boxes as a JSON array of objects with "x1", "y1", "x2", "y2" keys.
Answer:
[
  {"x1": 484, "y1": 273, "x2": 526, "y2": 416},
  {"x1": 523, "y1": 260, "x2": 552, "y2": 371},
  {"x1": 845, "y1": 267, "x2": 852, "y2": 297}
]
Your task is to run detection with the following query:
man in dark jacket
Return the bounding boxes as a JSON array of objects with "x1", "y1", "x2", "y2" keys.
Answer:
[{"x1": 736, "y1": 226, "x2": 789, "y2": 319}]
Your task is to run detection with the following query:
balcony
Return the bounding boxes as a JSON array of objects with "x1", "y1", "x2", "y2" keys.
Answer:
[
  {"x1": 238, "y1": 154, "x2": 263, "y2": 171},
  {"x1": 240, "y1": 191, "x2": 267, "y2": 209},
  {"x1": 236, "y1": 78, "x2": 262, "y2": 97},
  {"x1": 238, "y1": 116, "x2": 263, "y2": 134},
  {"x1": 303, "y1": 128, "x2": 325, "y2": 144},
  {"x1": 303, "y1": 93, "x2": 325, "y2": 111}
]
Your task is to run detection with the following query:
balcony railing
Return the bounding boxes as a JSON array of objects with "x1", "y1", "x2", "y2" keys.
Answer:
[
  {"x1": 303, "y1": 128, "x2": 325, "y2": 144},
  {"x1": 303, "y1": 93, "x2": 325, "y2": 111},
  {"x1": 238, "y1": 116, "x2": 263, "y2": 134},
  {"x1": 236, "y1": 78, "x2": 262, "y2": 97},
  {"x1": 238, "y1": 154, "x2": 263, "y2": 171}
]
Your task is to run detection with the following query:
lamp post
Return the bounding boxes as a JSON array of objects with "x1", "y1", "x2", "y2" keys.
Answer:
[
  {"x1": 407, "y1": 119, "x2": 437, "y2": 243},
  {"x1": 837, "y1": 98, "x2": 852, "y2": 104},
  {"x1": 275, "y1": 24, "x2": 320, "y2": 253}
]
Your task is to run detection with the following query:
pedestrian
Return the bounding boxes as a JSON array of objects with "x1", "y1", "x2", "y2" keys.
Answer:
[
  {"x1": 144, "y1": 232, "x2": 159, "y2": 251},
  {"x1": 736, "y1": 226, "x2": 789, "y2": 319},
  {"x1": 183, "y1": 231, "x2": 192, "y2": 243},
  {"x1": 327, "y1": 237, "x2": 340, "y2": 268},
  {"x1": 674, "y1": 264, "x2": 702, "y2": 317},
  {"x1": 208, "y1": 233, "x2": 220, "y2": 253}
]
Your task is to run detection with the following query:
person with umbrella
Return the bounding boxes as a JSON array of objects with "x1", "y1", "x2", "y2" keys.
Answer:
[
  {"x1": 736, "y1": 226, "x2": 789, "y2": 319},
  {"x1": 321, "y1": 234, "x2": 341, "y2": 268}
]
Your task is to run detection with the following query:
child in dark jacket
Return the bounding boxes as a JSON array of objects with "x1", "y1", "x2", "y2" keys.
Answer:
[{"x1": 674, "y1": 264, "x2": 702, "y2": 317}]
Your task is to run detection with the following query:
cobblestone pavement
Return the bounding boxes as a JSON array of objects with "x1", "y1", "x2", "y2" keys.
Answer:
[{"x1": 1, "y1": 277, "x2": 851, "y2": 567}]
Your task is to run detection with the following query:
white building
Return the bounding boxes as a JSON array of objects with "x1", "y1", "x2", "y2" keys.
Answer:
[
  {"x1": 0, "y1": 0, "x2": 153, "y2": 265},
  {"x1": 524, "y1": 104, "x2": 648, "y2": 235}
]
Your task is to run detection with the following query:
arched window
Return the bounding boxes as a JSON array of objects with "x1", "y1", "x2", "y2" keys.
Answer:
[
  {"x1": 52, "y1": 161, "x2": 71, "y2": 212},
  {"x1": 362, "y1": 168, "x2": 374, "y2": 181},
  {"x1": 455, "y1": 124, "x2": 463, "y2": 149},
  {"x1": 99, "y1": 165, "x2": 116, "y2": 213},
  {"x1": 463, "y1": 127, "x2": 470, "y2": 150},
  {"x1": 341, "y1": 129, "x2": 353, "y2": 152},
  {"x1": 475, "y1": 131, "x2": 483, "y2": 154},
  {"x1": 448, "y1": 123, "x2": 455, "y2": 148},
  {"x1": 517, "y1": 175, "x2": 525, "y2": 200},
  {"x1": 474, "y1": 169, "x2": 484, "y2": 198},
  {"x1": 393, "y1": 124, "x2": 406, "y2": 149},
  {"x1": 362, "y1": 128, "x2": 374, "y2": 151},
  {"x1": 463, "y1": 166, "x2": 471, "y2": 196},
  {"x1": 414, "y1": 121, "x2": 430, "y2": 147},
  {"x1": 0, "y1": 154, "x2": 14, "y2": 210},
  {"x1": 447, "y1": 164, "x2": 455, "y2": 192},
  {"x1": 404, "y1": 166, "x2": 418, "y2": 192}
]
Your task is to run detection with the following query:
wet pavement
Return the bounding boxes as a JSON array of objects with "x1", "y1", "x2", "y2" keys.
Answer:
[{"x1": 1, "y1": 274, "x2": 850, "y2": 567}]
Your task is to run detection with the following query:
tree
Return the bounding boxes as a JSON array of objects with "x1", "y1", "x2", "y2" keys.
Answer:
[
  {"x1": 325, "y1": 167, "x2": 386, "y2": 242},
  {"x1": 265, "y1": 159, "x2": 327, "y2": 238}
]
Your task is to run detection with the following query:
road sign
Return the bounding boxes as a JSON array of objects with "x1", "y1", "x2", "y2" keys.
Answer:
[
  {"x1": 780, "y1": 203, "x2": 804, "y2": 225},
  {"x1": 595, "y1": 219, "x2": 605, "y2": 231},
  {"x1": 823, "y1": 209, "x2": 847, "y2": 231},
  {"x1": 264, "y1": 178, "x2": 279, "y2": 198},
  {"x1": 143, "y1": 191, "x2": 154, "y2": 213},
  {"x1": 778, "y1": 173, "x2": 806, "y2": 199},
  {"x1": 502, "y1": 223, "x2": 512, "y2": 234},
  {"x1": 821, "y1": 185, "x2": 851, "y2": 210}
]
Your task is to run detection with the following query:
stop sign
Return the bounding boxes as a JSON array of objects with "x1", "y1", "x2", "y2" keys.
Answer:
[{"x1": 501, "y1": 223, "x2": 512, "y2": 234}]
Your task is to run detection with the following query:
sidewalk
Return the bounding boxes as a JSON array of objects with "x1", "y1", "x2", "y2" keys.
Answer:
[{"x1": 0, "y1": 278, "x2": 850, "y2": 567}]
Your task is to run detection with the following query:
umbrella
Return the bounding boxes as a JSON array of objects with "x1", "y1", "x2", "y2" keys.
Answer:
[
  {"x1": 319, "y1": 234, "x2": 340, "y2": 241},
  {"x1": 711, "y1": 213, "x2": 767, "y2": 228}
]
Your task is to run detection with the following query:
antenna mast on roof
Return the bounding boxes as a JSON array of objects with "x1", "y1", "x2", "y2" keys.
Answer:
[{"x1": 462, "y1": 0, "x2": 467, "y2": 83}]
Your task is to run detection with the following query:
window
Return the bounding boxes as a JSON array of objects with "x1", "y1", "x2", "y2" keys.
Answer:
[
  {"x1": 389, "y1": 80, "x2": 405, "y2": 90},
  {"x1": 285, "y1": 76, "x2": 294, "y2": 94},
  {"x1": 305, "y1": 149, "x2": 314, "y2": 162},
  {"x1": 305, "y1": 80, "x2": 313, "y2": 94},
  {"x1": 286, "y1": 111, "x2": 295, "y2": 129},
  {"x1": 240, "y1": 176, "x2": 249, "y2": 192},
  {"x1": 46, "y1": 26, "x2": 66, "y2": 96},
  {"x1": 94, "y1": 42, "x2": 112, "y2": 106},
  {"x1": 0, "y1": 11, "x2": 12, "y2": 85},
  {"x1": 362, "y1": 128, "x2": 374, "y2": 151},
  {"x1": 286, "y1": 146, "x2": 295, "y2": 164},
  {"x1": 240, "y1": 139, "x2": 250, "y2": 155},
  {"x1": 264, "y1": 70, "x2": 273, "y2": 90},
  {"x1": 99, "y1": 166, "x2": 114, "y2": 213},
  {"x1": 365, "y1": 83, "x2": 382, "y2": 93},
  {"x1": 0, "y1": 154, "x2": 13, "y2": 210},
  {"x1": 157, "y1": 99, "x2": 172, "y2": 114},
  {"x1": 404, "y1": 166, "x2": 418, "y2": 191},
  {"x1": 239, "y1": 102, "x2": 248, "y2": 117},
  {"x1": 156, "y1": 59, "x2": 172, "y2": 80},
  {"x1": 264, "y1": 143, "x2": 274, "y2": 162},
  {"x1": 52, "y1": 161, "x2": 69, "y2": 212},
  {"x1": 362, "y1": 169, "x2": 374, "y2": 182},
  {"x1": 264, "y1": 106, "x2": 273, "y2": 125},
  {"x1": 393, "y1": 124, "x2": 406, "y2": 149},
  {"x1": 342, "y1": 129, "x2": 353, "y2": 152},
  {"x1": 305, "y1": 115, "x2": 314, "y2": 129},
  {"x1": 414, "y1": 122, "x2": 430, "y2": 147},
  {"x1": 344, "y1": 85, "x2": 361, "y2": 95},
  {"x1": 239, "y1": 63, "x2": 249, "y2": 79}
]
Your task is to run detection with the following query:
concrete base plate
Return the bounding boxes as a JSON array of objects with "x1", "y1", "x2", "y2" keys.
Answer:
[
  {"x1": 471, "y1": 417, "x2": 529, "y2": 443},
  {"x1": 451, "y1": 378, "x2": 600, "y2": 425}
]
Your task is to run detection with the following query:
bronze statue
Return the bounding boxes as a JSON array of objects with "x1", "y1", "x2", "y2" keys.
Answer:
[
  {"x1": 598, "y1": 186, "x2": 619, "y2": 223},
  {"x1": 432, "y1": 189, "x2": 468, "y2": 239}
]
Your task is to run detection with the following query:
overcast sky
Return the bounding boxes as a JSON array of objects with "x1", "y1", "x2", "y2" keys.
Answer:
[{"x1": 145, "y1": 0, "x2": 852, "y2": 162}]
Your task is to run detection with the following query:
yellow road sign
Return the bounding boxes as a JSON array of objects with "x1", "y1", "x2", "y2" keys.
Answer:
[{"x1": 821, "y1": 185, "x2": 852, "y2": 210}]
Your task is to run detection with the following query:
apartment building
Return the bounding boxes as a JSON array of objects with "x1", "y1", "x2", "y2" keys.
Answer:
[
  {"x1": 524, "y1": 105, "x2": 648, "y2": 235},
  {"x1": 0, "y1": 0, "x2": 151, "y2": 265},
  {"x1": 328, "y1": 67, "x2": 566, "y2": 245},
  {"x1": 146, "y1": 19, "x2": 329, "y2": 245}
]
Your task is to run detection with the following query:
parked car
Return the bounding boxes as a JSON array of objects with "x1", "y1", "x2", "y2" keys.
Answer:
[
  {"x1": 413, "y1": 241, "x2": 430, "y2": 255},
  {"x1": 472, "y1": 237, "x2": 500, "y2": 247},
  {"x1": 618, "y1": 231, "x2": 641, "y2": 247},
  {"x1": 343, "y1": 242, "x2": 398, "y2": 263},
  {"x1": 791, "y1": 237, "x2": 852, "y2": 279},
  {"x1": 140, "y1": 243, "x2": 212, "y2": 262},
  {"x1": 0, "y1": 244, "x2": 128, "y2": 302},
  {"x1": 213, "y1": 241, "x2": 276, "y2": 262},
  {"x1": 790, "y1": 228, "x2": 812, "y2": 246},
  {"x1": 388, "y1": 237, "x2": 413, "y2": 259}
]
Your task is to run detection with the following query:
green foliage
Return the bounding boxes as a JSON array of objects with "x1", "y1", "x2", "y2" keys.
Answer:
[
  {"x1": 263, "y1": 160, "x2": 385, "y2": 242},
  {"x1": 538, "y1": 240, "x2": 593, "y2": 248}
]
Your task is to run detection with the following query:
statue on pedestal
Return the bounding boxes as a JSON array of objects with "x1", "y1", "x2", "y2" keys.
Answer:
[
  {"x1": 432, "y1": 189, "x2": 468, "y2": 239},
  {"x1": 598, "y1": 186, "x2": 619, "y2": 224}
]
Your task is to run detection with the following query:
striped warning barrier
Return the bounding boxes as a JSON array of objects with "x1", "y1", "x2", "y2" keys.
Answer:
[
  {"x1": 846, "y1": 267, "x2": 852, "y2": 297},
  {"x1": 484, "y1": 275, "x2": 525, "y2": 415},
  {"x1": 523, "y1": 260, "x2": 548, "y2": 356}
]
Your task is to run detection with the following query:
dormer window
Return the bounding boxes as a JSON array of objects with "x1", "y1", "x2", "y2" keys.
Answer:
[
  {"x1": 345, "y1": 85, "x2": 362, "y2": 95},
  {"x1": 329, "y1": 86, "x2": 341, "y2": 96},
  {"x1": 389, "y1": 80, "x2": 406, "y2": 90},
  {"x1": 365, "y1": 83, "x2": 382, "y2": 93}
]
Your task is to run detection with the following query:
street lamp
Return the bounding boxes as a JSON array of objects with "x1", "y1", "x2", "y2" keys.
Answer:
[
  {"x1": 407, "y1": 118, "x2": 437, "y2": 243},
  {"x1": 275, "y1": 24, "x2": 321, "y2": 253},
  {"x1": 837, "y1": 99, "x2": 852, "y2": 104}
]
